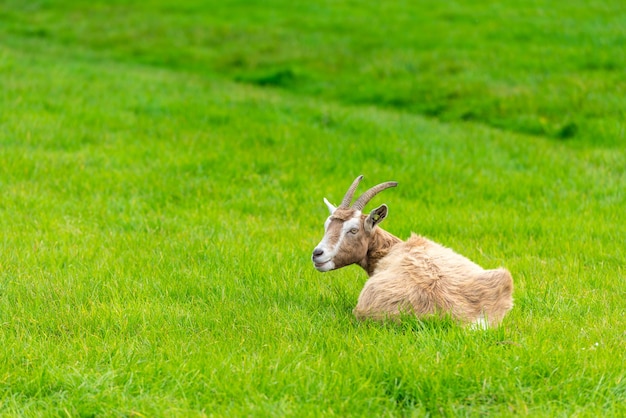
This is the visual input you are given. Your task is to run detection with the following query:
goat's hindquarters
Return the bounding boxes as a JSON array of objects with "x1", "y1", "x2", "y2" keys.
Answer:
[{"x1": 353, "y1": 237, "x2": 514, "y2": 327}]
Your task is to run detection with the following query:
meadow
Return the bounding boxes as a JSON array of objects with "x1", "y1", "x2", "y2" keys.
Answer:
[{"x1": 0, "y1": 0, "x2": 625, "y2": 416}]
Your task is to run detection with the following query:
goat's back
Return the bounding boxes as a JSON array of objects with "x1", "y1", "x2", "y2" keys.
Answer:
[{"x1": 355, "y1": 234, "x2": 513, "y2": 325}]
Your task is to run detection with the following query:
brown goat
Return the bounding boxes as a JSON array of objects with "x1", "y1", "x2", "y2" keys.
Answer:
[{"x1": 312, "y1": 175, "x2": 513, "y2": 328}]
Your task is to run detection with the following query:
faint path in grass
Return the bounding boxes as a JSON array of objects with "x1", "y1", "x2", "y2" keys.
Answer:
[
  {"x1": 1, "y1": 4, "x2": 626, "y2": 415},
  {"x1": 1, "y1": 0, "x2": 625, "y2": 147}
]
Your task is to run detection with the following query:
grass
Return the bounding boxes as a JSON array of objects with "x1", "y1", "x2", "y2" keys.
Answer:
[
  {"x1": 1, "y1": 0, "x2": 625, "y2": 416},
  {"x1": 3, "y1": 0, "x2": 625, "y2": 146}
]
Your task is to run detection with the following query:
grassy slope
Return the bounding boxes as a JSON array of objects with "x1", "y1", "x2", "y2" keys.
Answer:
[
  {"x1": 3, "y1": 0, "x2": 626, "y2": 146},
  {"x1": 1, "y1": 1, "x2": 625, "y2": 416}
]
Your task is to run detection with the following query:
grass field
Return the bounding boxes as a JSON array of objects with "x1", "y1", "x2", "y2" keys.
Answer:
[{"x1": 1, "y1": 0, "x2": 625, "y2": 416}]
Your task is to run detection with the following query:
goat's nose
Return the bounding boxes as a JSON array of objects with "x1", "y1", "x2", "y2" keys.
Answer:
[{"x1": 313, "y1": 248, "x2": 324, "y2": 257}]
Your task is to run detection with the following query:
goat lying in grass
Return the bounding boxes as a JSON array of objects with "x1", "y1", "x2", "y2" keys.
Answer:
[{"x1": 312, "y1": 175, "x2": 513, "y2": 328}]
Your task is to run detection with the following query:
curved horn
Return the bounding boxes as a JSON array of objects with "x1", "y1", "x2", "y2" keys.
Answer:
[
  {"x1": 339, "y1": 175, "x2": 364, "y2": 208},
  {"x1": 352, "y1": 181, "x2": 398, "y2": 211}
]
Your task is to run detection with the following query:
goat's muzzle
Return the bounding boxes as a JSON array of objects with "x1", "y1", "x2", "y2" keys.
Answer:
[{"x1": 312, "y1": 247, "x2": 334, "y2": 272}]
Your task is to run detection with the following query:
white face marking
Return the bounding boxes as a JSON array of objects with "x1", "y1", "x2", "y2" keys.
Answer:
[
  {"x1": 341, "y1": 217, "x2": 361, "y2": 234},
  {"x1": 312, "y1": 212, "x2": 361, "y2": 272}
]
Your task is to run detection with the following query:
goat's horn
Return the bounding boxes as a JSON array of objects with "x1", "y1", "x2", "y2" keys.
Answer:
[
  {"x1": 339, "y1": 175, "x2": 364, "y2": 208},
  {"x1": 352, "y1": 181, "x2": 398, "y2": 211}
]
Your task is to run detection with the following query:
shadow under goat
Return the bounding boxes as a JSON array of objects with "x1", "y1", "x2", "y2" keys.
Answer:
[{"x1": 311, "y1": 175, "x2": 514, "y2": 328}]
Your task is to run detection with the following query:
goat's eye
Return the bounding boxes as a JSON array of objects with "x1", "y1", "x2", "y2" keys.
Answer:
[{"x1": 349, "y1": 228, "x2": 359, "y2": 234}]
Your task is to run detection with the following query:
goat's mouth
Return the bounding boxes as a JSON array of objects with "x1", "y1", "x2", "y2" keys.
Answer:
[{"x1": 313, "y1": 259, "x2": 334, "y2": 272}]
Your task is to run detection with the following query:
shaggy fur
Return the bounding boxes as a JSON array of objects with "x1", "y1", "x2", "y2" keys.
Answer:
[
  {"x1": 353, "y1": 234, "x2": 514, "y2": 327},
  {"x1": 312, "y1": 177, "x2": 514, "y2": 328}
]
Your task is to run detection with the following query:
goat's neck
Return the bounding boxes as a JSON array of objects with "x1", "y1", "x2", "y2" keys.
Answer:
[{"x1": 358, "y1": 227, "x2": 402, "y2": 276}]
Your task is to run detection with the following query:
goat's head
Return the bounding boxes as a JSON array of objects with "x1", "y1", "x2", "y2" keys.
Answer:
[{"x1": 312, "y1": 175, "x2": 397, "y2": 272}]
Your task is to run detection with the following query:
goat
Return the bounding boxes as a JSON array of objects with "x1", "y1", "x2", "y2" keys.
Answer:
[{"x1": 311, "y1": 175, "x2": 513, "y2": 328}]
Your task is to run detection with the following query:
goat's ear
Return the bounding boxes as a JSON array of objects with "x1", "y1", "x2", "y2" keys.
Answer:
[
  {"x1": 365, "y1": 204, "x2": 388, "y2": 232},
  {"x1": 323, "y1": 198, "x2": 337, "y2": 214}
]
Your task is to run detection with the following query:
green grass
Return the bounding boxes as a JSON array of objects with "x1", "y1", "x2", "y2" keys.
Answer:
[
  {"x1": 1, "y1": 1, "x2": 625, "y2": 416},
  {"x1": 3, "y1": 0, "x2": 625, "y2": 146}
]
